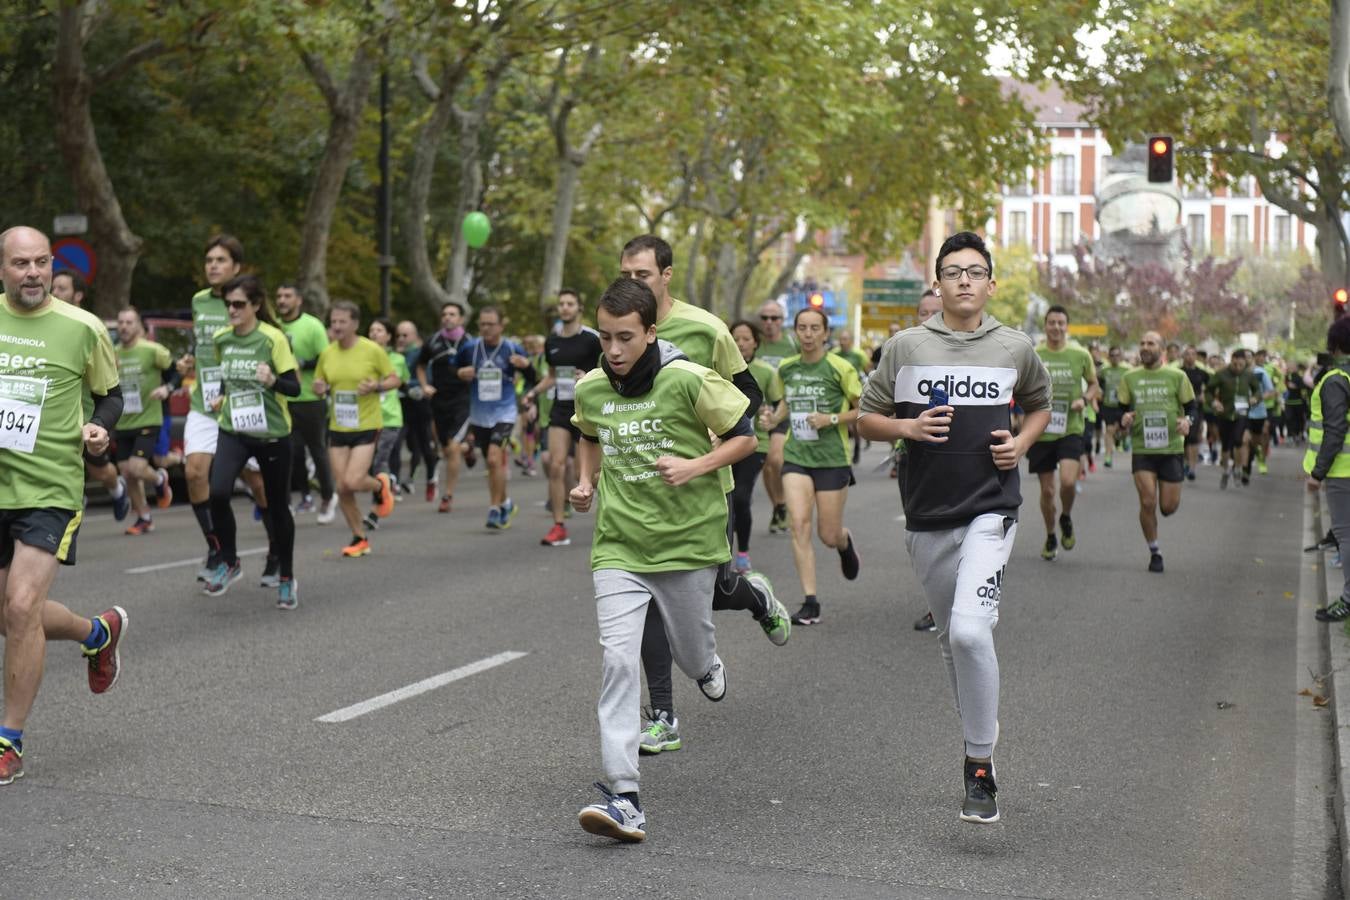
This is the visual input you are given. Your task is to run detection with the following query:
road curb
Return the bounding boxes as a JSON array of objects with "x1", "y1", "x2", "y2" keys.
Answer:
[{"x1": 1315, "y1": 491, "x2": 1350, "y2": 898}]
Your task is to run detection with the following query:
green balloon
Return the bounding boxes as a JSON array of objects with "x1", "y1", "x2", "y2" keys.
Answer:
[{"x1": 462, "y1": 211, "x2": 491, "y2": 249}]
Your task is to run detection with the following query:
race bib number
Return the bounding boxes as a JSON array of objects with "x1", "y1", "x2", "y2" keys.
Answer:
[
  {"x1": 0, "y1": 375, "x2": 45, "y2": 453},
  {"x1": 789, "y1": 398, "x2": 818, "y2": 442},
  {"x1": 230, "y1": 389, "x2": 268, "y2": 434},
  {"x1": 200, "y1": 367, "x2": 223, "y2": 408},
  {"x1": 554, "y1": 366, "x2": 577, "y2": 402},
  {"x1": 1234, "y1": 395, "x2": 1249, "y2": 415},
  {"x1": 1142, "y1": 411, "x2": 1170, "y2": 450},
  {"x1": 1047, "y1": 401, "x2": 1069, "y2": 435},
  {"x1": 122, "y1": 378, "x2": 143, "y2": 416},
  {"x1": 477, "y1": 367, "x2": 503, "y2": 402},
  {"x1": 1107, "y1": 385, "x2": 1118, "y2": 406},
  {"x1": 334, "y1": 391, "x2": 360, "y2": 429}
]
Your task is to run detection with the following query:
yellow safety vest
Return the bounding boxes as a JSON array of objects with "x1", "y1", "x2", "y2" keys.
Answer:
[{"x1": 1304, "y1": 367, "x2": 1350, "y2": 477}]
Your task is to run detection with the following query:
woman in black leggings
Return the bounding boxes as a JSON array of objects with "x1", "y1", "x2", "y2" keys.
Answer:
[
  {"x1": 729, "y1": 320, "x2": 783, "y2": 574},
  {"x1": 202, "y1": 274, "x2": 302, "y2": 608}
]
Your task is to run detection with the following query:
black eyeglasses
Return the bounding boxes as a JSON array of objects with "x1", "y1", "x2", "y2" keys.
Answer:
[
  {"x1": 938, "y1": 265, "x2": 991, "y2": 281},
  {"x1": 759, "y1": 314, "x2": 783, "y2": 321},
  {"x1": 226, "y1": 300, "x2": 251, "y2": 310}
]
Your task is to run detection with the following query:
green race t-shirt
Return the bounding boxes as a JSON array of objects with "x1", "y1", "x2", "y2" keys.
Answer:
[
  {"x1": 1206, "y1": 367, "x2": 1261, "y2": 421},
  {"x1": 380, "y1": 348, "x2": 409, "y2": 428},
  {"x1": 656, "y1": 298, "x2": 747, "y2": 380},
  {"x1": 116, "y1": 339, "x2": 173, "y2": 430},
  {"x1": 1099, "y1": 362, "x2": 1130, "y2": 408},
  {"x1": 831, "y1": 347, "x2": 868, "y2": 378},
  {"x1": 189, "y1": 288, "x2": 229, "y2": 415},
  {"x1": 1036, "y1": 344, "x2": 1096, "y2": 441},
  {"x1": 747, "y1": 356, "x2": 784, "y2": 453},
  {"x1": 0, "y1": 294, "x2": 119, "y2": 510},
  {"x1": 314, "y1": 336, "x2": 395, "y2": 432},
  {"x1": 572, "y1": 359, "x2": 748, "y2": 573},
  {"x1": 776, "y1": 353, "x2": 862, "y2": 469},
  {"x1": 279, "y1": 312, "x2": 330, "y2": 403},
  {"x1": 213, "y1": 322, "x2": 298, "y2": 439},
  {"x1": 1119, "y1": 365, "x2": 1194, "y2": 455},
  {"x1": 757, "y1": 334, "x2": 797, "y2": 371}
]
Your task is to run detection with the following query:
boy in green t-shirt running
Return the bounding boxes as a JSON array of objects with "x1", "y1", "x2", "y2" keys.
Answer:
[{"x1": 570, "y1": 278, "x2": 758, "y2": 843}]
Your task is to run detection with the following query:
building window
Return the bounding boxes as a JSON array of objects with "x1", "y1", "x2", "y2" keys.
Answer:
[
  {"x1": 1056, "y1": 212, "x2": 1075, "y2": 252},
  {"x1": 1053, "y1": 154, "x2": 1076, "y2": 195},
  {"x1": 1235, "y1": 175, "x2": 1257, "y2": 198},
  {"x1": 1186, "y1": 215, "x2": 1206, "y2": 252},
  {"x1": 1008, "y1": 211, "x2": 1028, "y2": 246},
  {"x1": 1230, "y1": 214, "x2": 1250, "y2": 249},
  {"x1": 1182, "y1": 178, "x2": 1209, "y2": 200},
  {"x1": 1274, "y1": 215, "x2": 1291, "y2": 249}
]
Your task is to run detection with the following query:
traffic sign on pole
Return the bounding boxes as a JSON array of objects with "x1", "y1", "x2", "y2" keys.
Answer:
[{"x1": 52, "y1": 237, "x2": 98, "y2": 283}]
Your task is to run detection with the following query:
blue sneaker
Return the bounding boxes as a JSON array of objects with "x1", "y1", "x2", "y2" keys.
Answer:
[
  {"x1": 202, "y1": 561, "x2": 243, "y2": 597},
  {"x1": 499, "y1": 498, "x2": 517, "y2": 529},
  {"x1": 111, "y1": 477, "x2": 130, "y2": 522},
  {"x1": 276, "y1": 578, "x2": 298, "y2": 611},
  {"x1": 252, "y1": 503, "x2": 264, "y2": 522},
  {"x1": 578, "y1": 782, "x2": 645, "y2": 842},
  {"x1": 486, "y1": 507, "x2": 502, "y2": 530}
]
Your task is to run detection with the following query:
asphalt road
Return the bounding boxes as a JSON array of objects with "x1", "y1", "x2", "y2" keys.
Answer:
[{"x1": 0, "y1": 440, "x2": 1333, "y2": 899}]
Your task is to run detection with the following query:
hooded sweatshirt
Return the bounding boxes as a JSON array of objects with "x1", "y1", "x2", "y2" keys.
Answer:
[{"x1": 860, "y1": 313, "x2": 1051, "y2": 531}]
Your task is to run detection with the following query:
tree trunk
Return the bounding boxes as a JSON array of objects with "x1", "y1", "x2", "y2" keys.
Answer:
[
  {"x1": 684, "y1": 216, "x2": 706, "y2": 302},
  {"x1": 52, "y1": 3, "x2": 147, "y2": 316},
  {"x1": 1332, "y1": 0, "x2": 1350, "y2": 155},
  {"x1": 1315, "y1": 211, "x2": 1348, "y2": 289},
  {"x1": 405, "y1": 68, "x2": 459, "y2": 315},
  {"x1": 295, "y1": 44, "x2": 380, "y2": 314},
  {"x1": 443, "y1": 113, "x2": 486, "y2": 309},
  {"x1": 537, "y1": 120, "x2": 603, "y2": 317}
]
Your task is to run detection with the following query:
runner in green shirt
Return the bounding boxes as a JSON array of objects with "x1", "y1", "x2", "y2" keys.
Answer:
[
  {"x1": 1205, "y1": 349, "x2": 1261, "y2": 489},
  {"x1": 276, "y1": 283, "x2": 335, "y2": 518},
  {"x1": 756, "y1": 299, "x2": 797, "y2": 533},
  {"x1": 202, "y1": 274, "x2": 302, "y2": 607},
  {"x1": 0, "y1": 225, "x2": 130, "y2": 787},
  {"x1": 570, "y1": 277, "x2": 758, "y2": 844},
  {"x1": 1030, "y1": 306, "x2": 1099, "y2": 560},
  {"x1": 361, "y1": 318, "x2": 409, "y2": 532},
  {"x1": 1118, "y1": 331, "x2": 1196, "y2": 573},
  {"x1": 113, "y1": 307, "x2": 176, "y2": 534},
  {"x1": 1098, "y1": 345, "x2": 1131, "y2": 467},
  {"x1": 764, "y1": 307, "x2": 863, "y2": 625},
  {"x1": 729, "y1": 319, "x2": 784, "y2": 575}
]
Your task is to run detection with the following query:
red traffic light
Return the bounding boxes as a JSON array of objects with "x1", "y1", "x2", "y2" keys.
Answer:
[
  {"x1": 1336, "y1": 288, "x2": 1349, "y2": 306},
  {"x1": 808, "y1": 292, "x2": 825, "y2": 308},
  {"x1": 1147, "y1": 135, "x2": 1174, "y2": 183}
]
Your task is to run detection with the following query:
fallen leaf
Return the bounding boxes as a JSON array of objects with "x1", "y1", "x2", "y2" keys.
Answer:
[
  {"x1": 1216, "y1": 701, "x2": 1234, "y2": 710},
  {"x1": 1315, "y1": 695, "x2": 1329, "y2": 708},
  {"x1": 1299, "y1": 688, "x2": 1315, "y2": 696},
  {"x1": 1285, "y1": 591, "x2": 1296, "y2": 600},
  {"x1": 1254, "y1": 558, "x2": 1265, "y2": 565}
]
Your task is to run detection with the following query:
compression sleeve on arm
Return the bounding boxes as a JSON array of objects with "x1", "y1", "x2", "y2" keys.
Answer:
[
  {"x1": 272, "y1": 370, "x2": 302, "y2": 398},
  {"x1": 731, "y1": 369, "x2": 763, "y2": 419},
  {"x1": 717, "y1": 415, "x2": 755, "y2": 443},
  {"x1": 90, "y1": 385, "x2": 124, "y2": 431}
]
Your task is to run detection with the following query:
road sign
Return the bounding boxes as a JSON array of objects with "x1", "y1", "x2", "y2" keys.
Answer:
[
  {"x1": 862, "y1": 278, "x2": 924, "y2": 306},
  {"x1": 861, "y1": 303, "x2": 918, "y2": 333},
  {"x1": 53, "y1": 214, "x2": 88, "y2": 236},
  {"x1": 52, "y1": 237, "x2": 97, "y2": 282},
  {"x1": 1068, "y1": 323, "x2": 1108, "y2": 337}
]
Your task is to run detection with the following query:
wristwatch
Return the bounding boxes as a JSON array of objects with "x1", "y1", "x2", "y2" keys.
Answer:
[{"x1": 830, "y1": 414, "x2": 839, "y2": 425}]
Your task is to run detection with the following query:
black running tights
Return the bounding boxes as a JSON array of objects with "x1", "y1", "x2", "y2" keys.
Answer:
[{"x1": 211, "y1": 431, "x2": 294, "y2": 578}]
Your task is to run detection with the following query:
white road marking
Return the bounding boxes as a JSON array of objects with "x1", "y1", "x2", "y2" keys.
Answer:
[
  {"x1": 316, "y1": 651, "x2": 529, "y2": 723},
  {"x1": 124, "y1": 547, "x2": 267, "y2": 574}
]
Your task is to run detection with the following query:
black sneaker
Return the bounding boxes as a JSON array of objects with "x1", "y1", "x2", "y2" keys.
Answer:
[
  {"x1": 792, "y1": 601, "x2": 821, "y2": 625},
  {"x1": 960, "y1": 758, "x2": 1000, "y2": 824},
  {"x1": 769, "y1": 504, "x2": 788, "y2": 534},
  {"x1": 1241, "y1": 470, "x2": 1251, "y2": 486},
  {"x1": 1306, "y1": 531, "x2": 1339, "y2": 553},
  {"x1": 1316, "y1": 599, "x2": 1350, "y2": 622},
  {"x1": 1148, "y1": 552, "x2": 1164, "y2": 573},
  {"x1": 914, "y1": 611, "x2": 936, "y2": 632},
  {"x1": 838, "y1": 532, "x2": 860, "y2": 580},
  {"x1": 1059, "y1": 514, "x2": 1075, "y2": 550},
  {"x1": 362, "y1": 511, "x2": 380, "y2": 531}
]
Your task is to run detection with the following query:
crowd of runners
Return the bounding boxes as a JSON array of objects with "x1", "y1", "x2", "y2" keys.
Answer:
[{"x1": 0, "y1": 223, "x2": 1334, "y2": 844}]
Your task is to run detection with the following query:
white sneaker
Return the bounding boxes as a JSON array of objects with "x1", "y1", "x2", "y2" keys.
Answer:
[
  {"x1": 316, "y1": 495, "x2": 338, "y2": 525},
  {"x1": 697, "y1": 654, "x2": 726, "y2": 702},
  {"x1": 578, "y1": 783, "x2": 646, "y2": 842}
]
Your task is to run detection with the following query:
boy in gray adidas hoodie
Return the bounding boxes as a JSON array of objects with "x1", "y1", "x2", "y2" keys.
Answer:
[{"x1": 858, "y1": 231, "x2": 1051, "y2": 824}]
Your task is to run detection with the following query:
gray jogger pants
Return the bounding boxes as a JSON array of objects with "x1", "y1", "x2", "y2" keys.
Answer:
[
  {"x1": 906, "y1": 513, "x2": 1017, "y2": 759},
  {"x1": 1326, "y1": 480, "x2": 1350, "y2": 604},
  {"x1": 594, "y1": 567, "x2": 718, "y2": 794}
]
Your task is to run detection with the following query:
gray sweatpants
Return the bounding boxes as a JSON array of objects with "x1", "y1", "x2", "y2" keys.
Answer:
[
  {"x1": 1326, "y1": 480, "x2": 1350, "y2": 604},
  {"x1": 906, "y1": 513, "x2": 1017, "y2": 759},
  {"x1": 594, "y1": 566, "x2": 718, "y2": 794}
]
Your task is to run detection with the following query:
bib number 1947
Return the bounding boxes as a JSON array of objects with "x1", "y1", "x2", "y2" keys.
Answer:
[{"x1": 0, "y1": 375, "x2": 46, "y2": 453}]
